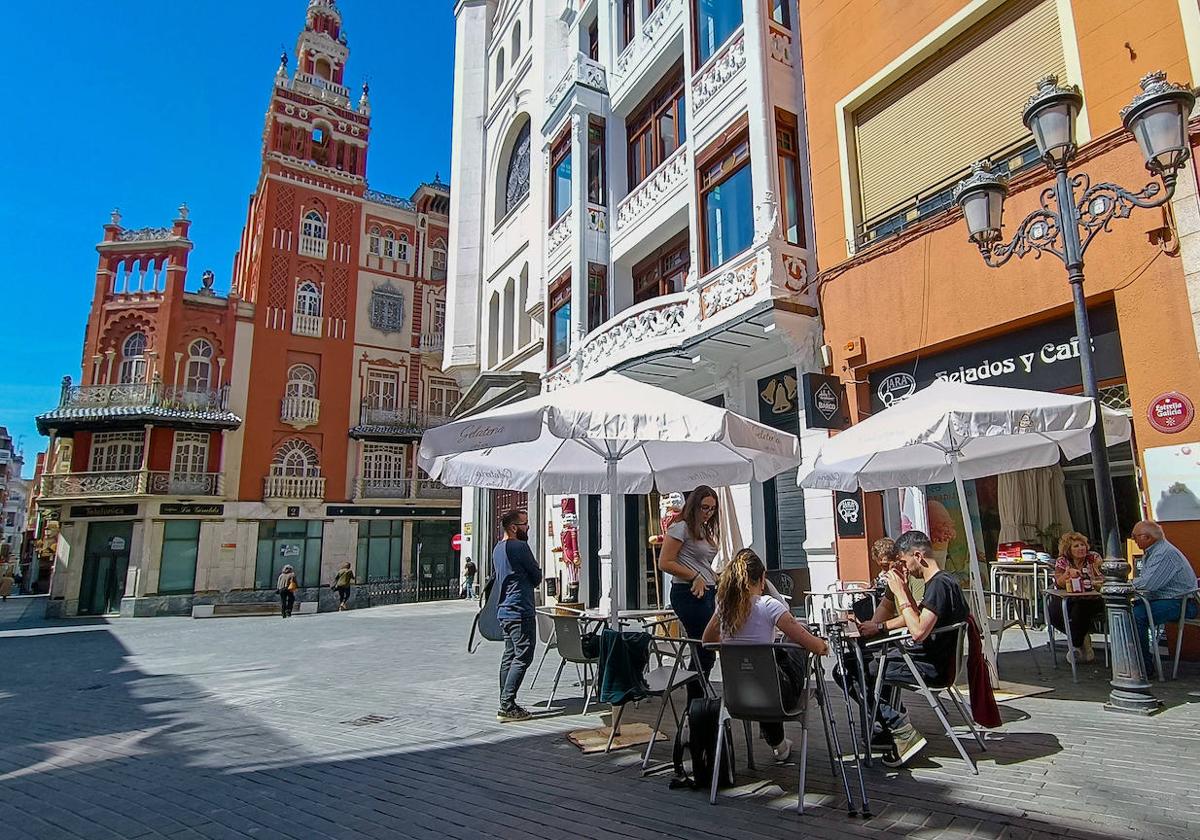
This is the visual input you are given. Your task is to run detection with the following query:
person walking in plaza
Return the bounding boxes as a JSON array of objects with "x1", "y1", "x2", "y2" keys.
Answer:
[
  {"x1": 1048, "y1": 531, "x2": 1105, "y2": 663},
  {"x1": 856, "y1": 529, "x2": 968, "y2": 767},
  {"x1": 493, "y1": 509, "x2": 542, "y2": 721},
  {"x1": 462, "y1": 557, "x2": 477, "y2": 600},
  {"x1": 1130, "y1": 520, "x2": 1198, "y2": 678},
  {"x1": 658, "y1": 485, "x2": 720, "y2": 699},
  {"x1": 702, "y1": 548, "x2": 829, "y2": 761},
  {"x1": 277, "y1": 564, "x2": 297, "y2": 618},
  {"x1": 333, "y1": 562, "x2": 356, "y2": 611},
  {"x1": 0, "y1": 561, "x2": 14, "y2": 602}
]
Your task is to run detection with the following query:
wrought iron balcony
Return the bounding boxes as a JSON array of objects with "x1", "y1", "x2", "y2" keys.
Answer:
[
  {"x1": 39, "y1": 470, "x2": 223, "y2": 500},
  {"x1": 354, "y1": 477, "x2": 460, "y2": 500},
  {"x1": 263, "y1": 474, "x2": 326, "y2": 500},
  {"x1": 37, "y1": 377, "x2": 242, "y2": 435},
  {"x1": 353, "y1": 404, "x2": 449, "y2": 440}
]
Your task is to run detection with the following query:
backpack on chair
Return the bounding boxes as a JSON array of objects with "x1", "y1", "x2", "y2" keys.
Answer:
[{"x1": 671, "y1": 697, "x2": 735, "y2": 790}]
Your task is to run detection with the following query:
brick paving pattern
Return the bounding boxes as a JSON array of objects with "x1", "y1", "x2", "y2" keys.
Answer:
[{"x1": 1, "y1": 597, "x2": 1197, "y2": 839}]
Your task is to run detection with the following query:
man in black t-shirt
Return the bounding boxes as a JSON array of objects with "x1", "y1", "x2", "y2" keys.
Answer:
[{"x1": 856, "y1": 529, "x2": 969, "y2": 767}]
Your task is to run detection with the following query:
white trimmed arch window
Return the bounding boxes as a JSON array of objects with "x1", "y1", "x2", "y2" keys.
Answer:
[
  {"x1": 369, "y1": 225, "x2": 382, "y2": 255},
  {"x1": 299, "y1": 210, "x2": 328, "y2": 259},
  {"x1": 431, "y1": 237, "x2": 447, "y2": 278},
  {"x1": 397, "y1": 232, "x2": 411, "y2": 262},
  {"x1": 382, "y1": 229, "x2": 396, "y2": 259},
  {"x1": 185, "y1": 339, "x2": 214, "y2": 393},
  {"x1": 119, "y1": 332, "x2": 147, "y2": 384},
  {"x1": 271, "y1": 439, "x2": 321, "y2": 477},
  {"x1": 286, "y1": 364, "x2": 317, "y2": 399},
  {"x1": 293, "y1": 281, "x2": 323, "y2": 337}
]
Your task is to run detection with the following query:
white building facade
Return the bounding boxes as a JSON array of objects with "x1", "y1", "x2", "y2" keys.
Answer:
[{"x1": 446, "y1": 0, "x2": 838, "y2": 605}]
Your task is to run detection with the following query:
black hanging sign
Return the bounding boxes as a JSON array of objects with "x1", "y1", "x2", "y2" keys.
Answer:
[
  {"x1": 834, "y1": 490, "x2": 865, "y2": 538},
  {"x1": 801, "y1": 373, "x2": 850, "y2": 430}
]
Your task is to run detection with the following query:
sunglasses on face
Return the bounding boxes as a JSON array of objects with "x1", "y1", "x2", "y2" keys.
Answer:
[{"x1": 699, "y1": 504, "x2": 717, "y2": 513}]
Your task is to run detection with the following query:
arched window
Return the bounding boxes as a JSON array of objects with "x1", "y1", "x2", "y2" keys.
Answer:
[
  {"x1": 272, "y1": 439, "x2": 320, "y2": 477},
  {"x1": 368, "y1": 225, "x2": 381, "y2": 255},
  {"x1": 487, "y1": 292, "x2": 500, "y2": 367},
  {"x1": 301, "y1": 210, "x2": 327, "y2": 241},
  {"x1": 431, "y1": 237, "x2": 447, "y2": 273},
  {"x1": 382, "y1": 229, "x2": 396, "y2": 259},
  {"x1": 295, "y1": 281, "x2": 322, "y2": 317},
  {"x1": 512, "y1": 22, "x2": 521, "y2": 58},
  {"x1": 119, "y1": 332, "x2": 147, "y2": 384},
  {"x1": 315, "y1": 57, "x2": 332, "y2": 81},
  {"x1": 286, "y1": 364, "x2": 317, "y2": 399},
  {"x1": 397, "y1": 232, "x2": 411, "y2": 262},
  {"x1": 503, "y1": 120, "x2": 531, "y2": 217},
  {"x1": 496, "y1": 48, "x2": 505, "y2": 87},
  {"x1": 185, "y1": 339, "x2": 214, "y2": 393}
]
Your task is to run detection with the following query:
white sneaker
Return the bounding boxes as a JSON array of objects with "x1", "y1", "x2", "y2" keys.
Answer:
[{"x1": 772, "y1": 737, "x2": 793, "y2": 763}]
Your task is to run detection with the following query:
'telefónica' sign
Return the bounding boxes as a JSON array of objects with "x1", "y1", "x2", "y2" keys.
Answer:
[{"x1": 868, "y1": 306, "x2": 1125, "y2": 413}]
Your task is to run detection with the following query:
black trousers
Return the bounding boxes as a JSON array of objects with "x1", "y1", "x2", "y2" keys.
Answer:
[
  {"x1": 336, "y1": 586, "x2": 351, "y2": 606},
  {"x1": 499, "y1": 615, "x2": 536, "y2": 707},
  {"x1": 670, "y1": 583, "x2": 716, "y2": 700},
  {"x1": 279, "y1": 590, "x2": 295, "y2": 617},
  {"x1": 1048, "y1": 594, "x2": 1104, "y2": 648}
]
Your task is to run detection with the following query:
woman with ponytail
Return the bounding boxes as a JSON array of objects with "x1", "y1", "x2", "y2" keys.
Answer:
[{"x1": 703, "y1": 548, "x2": 829, "y2": 761}]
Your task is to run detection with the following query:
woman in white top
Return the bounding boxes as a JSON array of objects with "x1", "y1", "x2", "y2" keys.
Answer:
[
  {"x1": 658, "y1": 486, "x2": 720, "y2": 697},
  {"x1": 703, "y1": 548, "x2": 829, "y2": 761}
]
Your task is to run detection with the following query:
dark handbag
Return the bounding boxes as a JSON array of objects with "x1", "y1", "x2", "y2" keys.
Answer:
[
  {"x1": 580, "y1": 630, "x2": 602, "y2": 659},
  {"x1": 467, "y1": 573, "x2": 503, "y2": 652}
]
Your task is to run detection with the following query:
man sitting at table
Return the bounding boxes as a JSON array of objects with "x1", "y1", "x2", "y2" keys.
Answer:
[
  {"x1": 856, "y1": 529, "x2": 969, "y2": 767},
  {"x1": 1131, "y1": 520, "x2": 1199, "y2": 679}
]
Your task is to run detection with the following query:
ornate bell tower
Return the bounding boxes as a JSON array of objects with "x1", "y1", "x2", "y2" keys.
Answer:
[{"x1": 228, "y1": 0, "x2": 371, "y2": 504}]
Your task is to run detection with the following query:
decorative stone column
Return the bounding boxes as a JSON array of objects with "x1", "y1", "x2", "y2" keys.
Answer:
[{"x1": 1100, "y1": 555, "x2": 1161, "y2": 715}]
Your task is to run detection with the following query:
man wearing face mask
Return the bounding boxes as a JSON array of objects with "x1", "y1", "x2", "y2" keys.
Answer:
[{"x1": 493, "y1": 508, "x2": 542, "y2": 721}]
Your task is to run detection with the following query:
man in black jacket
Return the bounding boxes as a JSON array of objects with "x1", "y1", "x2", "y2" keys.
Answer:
[{"x1": 493, "y1": 509, "x2": 542, "y2": 721}]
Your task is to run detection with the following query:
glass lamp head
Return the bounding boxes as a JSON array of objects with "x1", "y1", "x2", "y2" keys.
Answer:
[
  {"x1": 1023, "y1": 76, "x2": 1083, "y2": 166},
  {"x1": 1121, "y1": 71, "x2": 1196, "y2": 179},
  {"x1": 954, "y1": 161, "x2": 1009, "y2": 245}
]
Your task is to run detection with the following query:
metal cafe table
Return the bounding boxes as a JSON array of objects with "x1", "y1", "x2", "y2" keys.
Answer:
[{"x1": 990, "y1": 560, "x2": 1054, "y2": 626}]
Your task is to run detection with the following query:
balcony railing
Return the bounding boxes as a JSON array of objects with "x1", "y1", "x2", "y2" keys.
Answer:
[
  {"x1": 263, "y1": 474, "x2": 326, "y2": 500},
  {"x1": 418, "y1": 331, "x2": 445, "y2": 353},
  {"x1": 355, "y1": 477, "x2": 460, "y2": 500},
  {"x1": 291, "y1": 72, "x2": 350, "y2": 102},
  {"x1": 281, "y1": 395, "x2": 320, "y2": 427},
  {"x1": 293, "y1": 312, "x2": 323, "y2": 337},
  {"x1": 40, "y1": 470, "x2": 222, "y2": 499},
  {"x1": 359, "y1": 404, "x2": 449, "y2": 435},
  {"x1": 298, "y1": 235, "x2": 328, "y2": 259},
  {"x1": 855, "y1": 139, "x2": 1040, "y2": 251},
  {"x1": 56, "y1": 380, "x2": 231, "y2": 411}
]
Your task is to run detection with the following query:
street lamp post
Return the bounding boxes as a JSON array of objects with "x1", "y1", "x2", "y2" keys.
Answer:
[{"x1": 954, "y1": 72, "x2": 1195, "y2": 715}]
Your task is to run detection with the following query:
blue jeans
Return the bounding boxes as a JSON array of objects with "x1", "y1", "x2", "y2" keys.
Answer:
[
  {"x1": 669, "y1": 583, "x2": 716, "y2": 699},
  {"x1": 499, "y1": 615, "x2": 536, "y2": 707},
  {"x1": 1132, "y1": 598, "x2": 1198, "y2": 676}
]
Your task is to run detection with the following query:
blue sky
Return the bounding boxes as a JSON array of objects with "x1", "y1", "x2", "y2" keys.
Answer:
[{"x1": 0, "y1": 1, "x2": 455, "y2": 476}]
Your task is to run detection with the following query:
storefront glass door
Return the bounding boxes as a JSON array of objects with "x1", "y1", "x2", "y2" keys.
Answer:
[{"x1": 79, "y1": 521, "x2": 133, "y2": 615}]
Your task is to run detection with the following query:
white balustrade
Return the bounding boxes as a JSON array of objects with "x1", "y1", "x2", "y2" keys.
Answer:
[
  {"x1": 615, "y1": 144, "x2": 688, "y2": 234},
  {"x1": 281, "y1": 395, "x2": 321, "y2": 427},
  {"x1": 263, "y1": 474, "x2": 326, "y2": 499},
  {"x1": 292, "y1": 312, "x2": 323, "y2": 337}
]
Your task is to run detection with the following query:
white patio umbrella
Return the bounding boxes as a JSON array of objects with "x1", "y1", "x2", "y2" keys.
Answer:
[
  {"x1": 799, "y1": 379, "x2": 1132, "y2": 675},
  {"x1": 418, "y1": 373, "x2": 801, "y2": 624}
]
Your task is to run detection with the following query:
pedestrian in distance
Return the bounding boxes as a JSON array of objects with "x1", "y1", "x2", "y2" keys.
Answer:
[
  {"x1": 462, "y1": 557, "x2": 477, "y2": 600},
  {"x1": 333, "y1": 562, "x2": 356, "y2": 611},
  {"x1": 277, "y1": 564, "x2": 298, "y2": 618},
  {"x1": 0, "y1": 561, "x2": 14, "y2": 602},
  {"x1": 493, "y1": 509, "x2": 542, "y2": 721}
]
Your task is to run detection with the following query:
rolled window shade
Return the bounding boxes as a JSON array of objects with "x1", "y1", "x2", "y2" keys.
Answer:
[{"x1": 854, "y1": 0, "x2": 1068, "y2": 224}]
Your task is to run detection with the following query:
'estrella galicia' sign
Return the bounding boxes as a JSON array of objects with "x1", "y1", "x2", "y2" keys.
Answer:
[
  {"x1": 834, "y1": 490, "x2": 865, "y2": 538},
  {"x1": 801, "y1": 373, "x2": 849, "y2": 430}
]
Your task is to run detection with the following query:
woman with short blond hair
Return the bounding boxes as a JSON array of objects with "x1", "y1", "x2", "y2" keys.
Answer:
[{"x1": 1049, "y1": 531, "x2": 1104, "y2": 662}]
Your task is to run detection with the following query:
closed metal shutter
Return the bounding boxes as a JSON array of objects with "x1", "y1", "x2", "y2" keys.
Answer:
[{"x1": 854, "y1": 0, "x2": 1068, "y2": 223}]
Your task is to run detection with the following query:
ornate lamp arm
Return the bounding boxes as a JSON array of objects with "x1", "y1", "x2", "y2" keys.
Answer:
[
  {"x1": 979, "y1": 185, "x2": 1067, "y2": 268},
  {"x1": 1075, "y1": 171, "x2": 1173, "y2": 258}
]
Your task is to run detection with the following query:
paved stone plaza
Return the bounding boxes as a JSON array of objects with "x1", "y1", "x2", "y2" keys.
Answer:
[{"x1": 1, "y1": 596, "x2": 1197, "y2": 840}]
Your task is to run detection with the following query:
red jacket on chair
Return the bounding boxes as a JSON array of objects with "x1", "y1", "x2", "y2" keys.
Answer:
[{"x1": 966, "y1": 614, "x2": 1002, "y2": 728}]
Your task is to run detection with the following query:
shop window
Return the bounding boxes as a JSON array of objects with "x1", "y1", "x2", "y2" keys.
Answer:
[
  {"x1": 633, "y1": 232, "x2": 690, "y2": 303},
  {"x1": 256, "y1": 519, "x2": 323, "y2": 589},
  {"x1": 158, "y1": 519, "x2": 200, "y2": 594},
  {"x1": 700, "y1": 133, "x2": 754, "y2": 272},
  {"x1": 548, "y1": 270, "x2": 572, "y2": 368},
  {"x1": 356, "y1": 519, "x2": 405, "y2": 582},
  {"x1": 587, "y1": 120, "x2": 606, "y2": 205},
  {"x1": 695, "y1": 0, "x2": 743, "y2": 66},
  {"x1": 550, "y1": 133, "x2": 572, "y2": 224},
  {"x1": 776, "y1": 110, "x2": 805, "y2": 247},
  {"x1": 587, "y1": 263, "x2": 608, "y2": 333},
  {"x1": 627, "y1": 67, "x2": 685, "y2": 188}
]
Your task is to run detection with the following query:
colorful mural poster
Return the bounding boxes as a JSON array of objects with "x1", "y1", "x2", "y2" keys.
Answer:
[
  {"x1": 1143, "y1": 442, "x2": 1200, "y2": 522},
  {"x1": 924, "y1": 480, "x2": 987, "y2": 584}
]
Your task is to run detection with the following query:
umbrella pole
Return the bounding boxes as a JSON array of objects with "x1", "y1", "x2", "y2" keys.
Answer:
[
  {"x1": 950, "y1": 455, "x2": 998, "y2": 684},
  {"x1": 608, "y1": 456, "x2": 621, "y2": 628}
]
